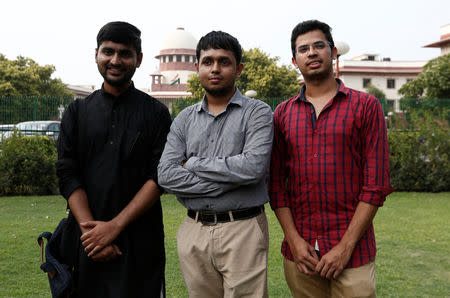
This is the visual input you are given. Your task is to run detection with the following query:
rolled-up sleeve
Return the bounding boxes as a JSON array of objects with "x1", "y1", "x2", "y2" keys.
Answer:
[
  {"x1": 268, "y1": 104, "x2": 291, "y2": 209},
  {"x1": 146, "y1": 106, "x2": 171, "y2": 188},
  {"x1": 359, "y1": 96, "x2": 394, "y2": 206},
  {"x1": 56, "y1": 101, "x2": 83, "y2": 200}
]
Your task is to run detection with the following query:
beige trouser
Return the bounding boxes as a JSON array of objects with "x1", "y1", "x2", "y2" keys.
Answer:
[
  {"x1": 284, "y1": 257, "x2": 376, "y2": 298},
  {"x1": 176, "y1": 212, "x2": 269, "y2": 298}
]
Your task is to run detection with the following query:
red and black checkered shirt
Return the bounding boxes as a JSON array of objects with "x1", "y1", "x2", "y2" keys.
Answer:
[{"x1": 269, "y1": 80, "x2": 393, "y2": 268}]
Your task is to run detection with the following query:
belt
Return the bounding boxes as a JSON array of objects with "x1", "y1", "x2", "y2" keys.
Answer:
[{"x1": 187, "y1": 206, "x2": 264, "y2": 226}]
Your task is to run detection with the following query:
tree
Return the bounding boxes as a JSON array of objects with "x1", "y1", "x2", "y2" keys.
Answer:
[
  {"x1": 187, "y1": 48, "x2": 299, "y2": 102},
  {"x1": 399, "y1": 54, "x2": 450, "y2": 99},
  {"x1": 0, "y1": 54, "x2": 73, "y2": 123},
  {"x1": 0, "y1": 54, "x2": 73, "y2": 97},
  {"x1": 365, "y1": 83, "x2": 386, "y2": 100}
]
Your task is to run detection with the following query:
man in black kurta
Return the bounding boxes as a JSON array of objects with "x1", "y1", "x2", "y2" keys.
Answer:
[{"x1": 56, "y1": 22, "x2": 171, "y2": 297}]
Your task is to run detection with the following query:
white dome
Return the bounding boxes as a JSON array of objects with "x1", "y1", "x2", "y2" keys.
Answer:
[{"x1": 161, "y1": 28, "x2": 197, "y2": 50}]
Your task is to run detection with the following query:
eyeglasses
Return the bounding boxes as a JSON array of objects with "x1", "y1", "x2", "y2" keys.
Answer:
[{"x1": 296, "y1": 41, "x2": 332, "y2": 55}]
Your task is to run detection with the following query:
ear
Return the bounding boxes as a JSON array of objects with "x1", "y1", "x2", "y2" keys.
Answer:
[
  {"x1": 236, "y1": 63, "x2": 244, "y2": 78},
  {"x1": 292, "y1": 56, "x2": 299, "y2": 68},
  {"x1": 195, "y1": 62, "x2": 199, "y2": 73},
  {"x1": 95, "y1": 48, "x2": 99, "y2": 63},
  {"x1": 136, "y1": 53, "x2": 143, "y2": 68},
  {"x1": 332, "y1": 47, "x2": 338, "y2": 60}
]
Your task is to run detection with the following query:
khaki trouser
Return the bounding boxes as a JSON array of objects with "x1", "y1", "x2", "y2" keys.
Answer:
[
  {"x1": 176, "y1": 212, "x2": 269, "y2": 298},
  {"x1": 284, "y1": 257, "x2": 376, "y2": 298}
]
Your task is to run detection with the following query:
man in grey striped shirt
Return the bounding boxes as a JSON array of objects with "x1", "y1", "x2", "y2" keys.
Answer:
[{"x1": 158, "y1": 31, "x2": 273, "y2": 297}]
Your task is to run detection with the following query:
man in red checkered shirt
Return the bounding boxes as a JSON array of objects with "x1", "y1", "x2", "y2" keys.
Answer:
[{"x1": 269, "y1": 20, "x2": 393, "y2": 297}]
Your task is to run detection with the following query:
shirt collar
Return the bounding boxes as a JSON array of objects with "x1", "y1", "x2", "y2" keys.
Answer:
[
  {"x1": 101, "y1": 81, "x2": 136, "y2": 100},
  {"x1": 196, "y1": 88, "x2": 244, "y2": 113},
  {"x1": 296, "y1": 78, "x2": 349, "y2": 102}
]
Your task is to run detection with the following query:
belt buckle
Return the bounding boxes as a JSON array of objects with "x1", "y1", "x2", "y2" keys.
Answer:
[{"x1": 200, "y1": 211, "x2": 217, "y2": 226}]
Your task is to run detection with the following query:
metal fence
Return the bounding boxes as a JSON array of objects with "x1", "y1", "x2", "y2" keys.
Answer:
[
  {"x1": 0, "y1": 96, "x2": 73, "y2": 125},
  {"x1": 1, "y1": 96, "x2": 448, "y2": 125}
]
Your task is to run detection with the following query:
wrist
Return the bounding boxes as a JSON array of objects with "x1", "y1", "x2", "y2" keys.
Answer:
[{"x1": 110, "y1": 217, "x2": 126, "y2": 233}]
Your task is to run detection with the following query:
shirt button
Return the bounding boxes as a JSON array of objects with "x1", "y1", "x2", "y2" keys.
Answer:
[
  {"x1": 110, "y1": 141, "x2": 114, "y2": 145},
  {"x1": 314, "y1": 153, "x2": 318, "y2": 158},
  {"x1": 112, "y1": 125, "x2": 115, "y2": 128},
  {"x1": 210, "y1": 139, "x2": 214, "y2": 142}
]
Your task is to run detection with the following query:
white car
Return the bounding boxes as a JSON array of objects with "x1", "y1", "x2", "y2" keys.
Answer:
[{"x1": 1, "y1": 121, "x2": 61, "y2": 142}]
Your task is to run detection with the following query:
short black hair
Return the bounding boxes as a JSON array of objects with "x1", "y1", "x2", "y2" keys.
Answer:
[
  {"x1": 196, "y1": 31, "x2": 242, "y2": 65},
  {"x1": 291, "y1": 20, "x2": 334, "y2": 57},
  {"x1": 97, "y1": 21, "x2": 142, "y2": 54}
]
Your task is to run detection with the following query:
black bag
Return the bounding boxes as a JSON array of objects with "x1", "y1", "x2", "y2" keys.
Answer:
[{"x1": 37, "y1": 217, "x2": 75, "y2": 298}]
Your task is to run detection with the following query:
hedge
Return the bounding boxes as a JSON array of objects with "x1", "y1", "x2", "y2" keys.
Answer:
[
  {"x1": 0, "y1": 125, "x2": 448, "y2": 196},
  {"x1": 0, "y1": 133, "x2": 58, "y2": 195}
]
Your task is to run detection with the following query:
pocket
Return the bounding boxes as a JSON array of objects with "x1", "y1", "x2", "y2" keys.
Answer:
[
  {"x1": 121, "y1": 130, "x2": 141, "y2": 161},
  {"x1": 253, "y1": 213, "x2": 269, "y2": 250}
]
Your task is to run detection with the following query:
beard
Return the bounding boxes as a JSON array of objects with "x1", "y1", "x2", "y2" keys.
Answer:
[
  {"x1": 203, "y1": 83, "x2": 235, "y2": 97},
  {"x1": 301, "y1": 54, "x2": 334, "y2": 82},
  {"x1": 99, "y1": 65, "x2": 136, "y2": 87},
  {"x1": 302, "y1": 68, "x2": 332, "y2": 82}
]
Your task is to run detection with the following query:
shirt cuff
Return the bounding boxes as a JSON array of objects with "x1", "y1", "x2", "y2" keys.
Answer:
[
  {"x1": 359, "y1": 186, "x2": 394, "y2": 207},
  {"x1": 60, "y1": 180, "x2": 82, "y2": 201},
  {"x1": 184, "y1": 156, "x2": 199, "y2": 172},
  {"x1": 269, "y1": 194, "x2": 291, "y2": 209}
]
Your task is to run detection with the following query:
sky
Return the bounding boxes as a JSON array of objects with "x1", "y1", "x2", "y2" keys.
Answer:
[{"x1": 1, "y1": 0, "x2": 448, "y2": 90}]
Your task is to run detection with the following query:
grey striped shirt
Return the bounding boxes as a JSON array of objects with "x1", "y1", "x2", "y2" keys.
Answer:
[{"x1": 157, "y1": 89, "x2": 273, "y2": 211}]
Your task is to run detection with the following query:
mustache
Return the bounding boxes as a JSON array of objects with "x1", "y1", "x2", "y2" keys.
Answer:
[
  {"x1": 107, "y1": 64, "x2": 125, "y2": 70},
  {"x1": 306, "y1": 58, "x2": 322, "y2": 65}
]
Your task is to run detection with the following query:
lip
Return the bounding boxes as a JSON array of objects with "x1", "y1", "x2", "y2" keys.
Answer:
[
  {"x1": 307, "y1": 59, "x2": 322, "y2": 66},
  {"x1": 107, "y1": 66, "x2": 124, "y2": 75},
  {"x1": 208, "y1": 77, "x2": 222, "y2": 83}
]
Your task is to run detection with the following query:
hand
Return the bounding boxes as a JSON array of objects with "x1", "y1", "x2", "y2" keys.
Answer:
[
  {"x1": 91, "y1": 244, "x2": 122, "y2": 262},
  {"x1": 315, "y1": 243, "x2": 353, "y2": 279},
  {"x1": 80, "y1": 220, "x2": 121, "y2": 257},
  {"x1": 289, "y1": 236, "x2": 319, "y2": 275}
]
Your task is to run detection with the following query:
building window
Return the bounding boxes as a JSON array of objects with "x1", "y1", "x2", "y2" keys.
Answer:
[
  {"x1": 184, "y1": 55, "x2": 190, "y2": 62},
  {"x1": 168, "y1": 55, "x2": 173, "y2": 62},
  {"x1": 387, "y1": 79, "x2": 395, "y2": 89},
  {"x1": 363, "y1": 78, "x2": 371, "y2": 88},
  {"x1": 176, "y1": 55, "x2": 182, "y2": 62},
  {"x1": 192, "y1": 56, "x2": 196, "y2": 63}
]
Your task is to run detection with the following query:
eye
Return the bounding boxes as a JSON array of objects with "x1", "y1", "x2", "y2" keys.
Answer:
[
  {"x1": 219, "y1": 59, "x2": 230, "y2": 65},
  {"x1": 313, "y1": 42, "x2": 326, "y2": 49},
  {"x1": 297, "y1": 46, "x2": 309, "y2": 54},
  {"x1": 119, "y1": 50, "x2": 133, "y2": 58},
  {"x1": 202, "y1": 59, "x2": 212, "y2": 66},
  {"x1": 102, "y1": 48, "x2": 114, "y2": 55}
]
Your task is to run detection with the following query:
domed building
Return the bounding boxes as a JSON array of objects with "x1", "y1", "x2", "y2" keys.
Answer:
[{"x1": 149, "y1": 27, "x2": 197, "y2": 105}]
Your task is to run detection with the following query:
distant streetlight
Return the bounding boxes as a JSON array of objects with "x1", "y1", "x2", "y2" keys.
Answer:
[
  {"x1": 334, "y1": 41, "x2": 350, "y2": 78},
  {"x1": 245, "y1": 90, "x2": 257, "y2": 98}
]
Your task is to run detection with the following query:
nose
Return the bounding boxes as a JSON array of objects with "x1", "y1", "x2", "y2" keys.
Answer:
[
  {"x1": 211, "y1": 61, "x2": 220, "y2": 73},
  {"x1": 306, "y1": 46, "x2": 318, "y2": 56},
  {"x1": 110, "y1": 53, "x2": 120, "y2": 65}
]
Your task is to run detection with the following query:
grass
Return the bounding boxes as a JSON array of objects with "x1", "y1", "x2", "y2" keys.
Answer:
[{"x1": 0, "y1": 192, "x2": 449, "y2": 297}]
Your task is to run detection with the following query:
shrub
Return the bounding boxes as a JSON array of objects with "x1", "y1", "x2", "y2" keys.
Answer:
[
  {"x1": 388, "y1": 110, "x2": 450, "y2": 192},
  {"x1": 0, "y1": 132, "x2": 58, "y2": 195}
]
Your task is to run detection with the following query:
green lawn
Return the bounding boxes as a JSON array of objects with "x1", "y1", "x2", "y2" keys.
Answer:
[{"x1": 0, "y1": 192, "x2": 449, "y2": 297}]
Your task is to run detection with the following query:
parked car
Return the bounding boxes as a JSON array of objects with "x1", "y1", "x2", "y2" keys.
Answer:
[
  {"x1": 1, "y1": 121, "x2": 61, "y2": 142},
  {"x1": 0, "y1": 124, "x2": 15, "y2": 144}
]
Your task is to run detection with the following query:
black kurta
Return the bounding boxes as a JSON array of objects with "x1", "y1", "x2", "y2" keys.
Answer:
[{"x1": 56, "y1": 84, "x2": 171, "y2": 297}]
